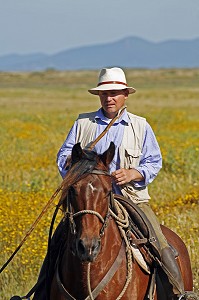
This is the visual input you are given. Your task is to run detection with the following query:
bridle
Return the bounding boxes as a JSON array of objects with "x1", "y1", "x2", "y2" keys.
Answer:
[
  {"x1": 55, "y1": 168, "x2": 132, "y2": 300},
  {"x1": 65, "y1": 168, "x2": 113, "y2": 239}
]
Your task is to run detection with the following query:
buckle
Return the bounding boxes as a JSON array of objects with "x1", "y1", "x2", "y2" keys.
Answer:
[{"x1": 148, "y1": 237, "x2": 156, "y2": 243}]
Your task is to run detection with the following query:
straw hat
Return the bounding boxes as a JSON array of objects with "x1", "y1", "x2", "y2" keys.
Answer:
[{"x1": 88, "y1": 67, "x2": 136, "y2": 95}]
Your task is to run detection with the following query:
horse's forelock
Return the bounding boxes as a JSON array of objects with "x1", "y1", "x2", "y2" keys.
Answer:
[{"x1": 60, "y1": 151, "x2": 99, "y2": 204}]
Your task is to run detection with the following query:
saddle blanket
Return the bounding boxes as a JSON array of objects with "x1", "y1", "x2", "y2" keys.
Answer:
[{"x1": 131, "y1": 245, "x2": 151, "y2": 274}]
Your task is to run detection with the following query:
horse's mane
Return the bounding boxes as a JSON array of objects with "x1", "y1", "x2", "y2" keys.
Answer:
[{"x1": 60, "y1": 149, "x2": 99, "y2": 204}]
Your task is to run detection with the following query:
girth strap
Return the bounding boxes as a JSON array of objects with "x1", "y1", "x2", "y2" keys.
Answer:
[{"x1": 56, "y1": 240, "x2": 125, "y2": 300}]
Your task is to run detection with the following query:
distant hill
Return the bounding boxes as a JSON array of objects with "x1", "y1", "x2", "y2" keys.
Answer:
[{"x1": 0, "y1": 36, "x2": 199, "y2": 71}]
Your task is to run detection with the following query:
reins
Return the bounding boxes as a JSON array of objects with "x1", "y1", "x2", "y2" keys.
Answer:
[
  {"x1": 87, "y1": 106, "x2": 126, "y2": 151},
  {"x1": 55, "y1": 166, "x2": 133, "y2": 300},
  {"x1": 0, "y1": 186, "x2": 61, "y2": 274},
  {"x1": 0, "y1": 106, "x2": 126, "y2": 275}
]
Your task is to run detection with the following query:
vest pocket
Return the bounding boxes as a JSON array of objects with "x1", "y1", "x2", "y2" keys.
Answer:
[
  {"x1": 121, "y1": 184, "x2": 150, "y2": 202},
  {"x1": 124, "y1": 148, "x2": 142, "y2": 168}
]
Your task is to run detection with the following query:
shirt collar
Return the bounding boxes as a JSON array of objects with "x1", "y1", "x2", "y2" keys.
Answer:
[{"x1": 95, "y1": 108, "x2": 129, "y2": 124}]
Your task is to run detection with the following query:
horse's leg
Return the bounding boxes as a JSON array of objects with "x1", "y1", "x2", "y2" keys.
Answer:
[{"x1": 161, "y1": 225, "x2": 193, "y2": 291}]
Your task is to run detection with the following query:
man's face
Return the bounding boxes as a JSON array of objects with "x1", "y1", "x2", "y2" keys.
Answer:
[{"x1": 98, "y1": 89, "x2": 129, "y2": 119}]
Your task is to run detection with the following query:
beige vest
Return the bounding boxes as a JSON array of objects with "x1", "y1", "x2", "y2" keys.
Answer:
[{"x1": 75, "y1": 111, "x2": 150, "y2": 203}]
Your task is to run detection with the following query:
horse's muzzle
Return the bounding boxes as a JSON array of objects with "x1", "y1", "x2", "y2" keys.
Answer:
[{"x1": 74, "y1": 236, "x2": 101, "y2": 262}]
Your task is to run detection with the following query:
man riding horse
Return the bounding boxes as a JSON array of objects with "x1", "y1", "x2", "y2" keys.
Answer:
[{"x1": 33, "y1": 67, "x2": 194, "y2": 299}]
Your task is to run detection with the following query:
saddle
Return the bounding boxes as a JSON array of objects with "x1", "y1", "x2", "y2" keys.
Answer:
[
  {"x1": 113, "y1": 194, "x2": 163, "y2": 265},
  {"x1": 113, "y1": 194, "x2": 181, "y2": 299}
]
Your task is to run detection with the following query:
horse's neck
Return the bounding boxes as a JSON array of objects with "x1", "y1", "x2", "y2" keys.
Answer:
[
  {"x1": 60, "y1": 219, "x2": 150, "y2": 299},
  {"x1": 101, "y1": 218, "x2": 123, "y2": 257}
]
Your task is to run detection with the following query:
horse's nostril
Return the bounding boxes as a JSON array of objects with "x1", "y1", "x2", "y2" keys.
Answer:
[
  {"x1": 92, "y1": 239, "x2": 101, "y2": 252},
  {"x1": 76, "y1": 237, "x2": 101, "y2": 261},
  {"x1": 78, "y1": 239, "x2": 86, "y2": 255}
]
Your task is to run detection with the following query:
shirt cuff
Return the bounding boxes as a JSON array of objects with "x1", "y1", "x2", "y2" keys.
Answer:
[{"x1": 133, "y1": 167, "x2": 147, "y2": 187}]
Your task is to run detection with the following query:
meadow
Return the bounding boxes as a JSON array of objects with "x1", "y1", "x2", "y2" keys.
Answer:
[{"x1": 0, "y1": 69, "x2": 198, "y2": 299}]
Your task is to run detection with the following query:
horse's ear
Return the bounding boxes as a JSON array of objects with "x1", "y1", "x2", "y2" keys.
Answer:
[
  {"x1": 71, "y1": 143, "x2": 83, "y2": 164},
  {"x1": 100, "y1": 142, "x2": 115, "y2": 166}
]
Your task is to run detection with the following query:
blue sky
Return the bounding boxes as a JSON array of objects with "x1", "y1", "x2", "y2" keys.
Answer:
[{"x1": 0, "y1": 0, "x2": 199, "y2": 55}]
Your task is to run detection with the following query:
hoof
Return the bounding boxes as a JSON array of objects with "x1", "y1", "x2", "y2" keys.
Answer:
[{"x1": 10, "y1": 296, "x2": 22, "y2": 300}]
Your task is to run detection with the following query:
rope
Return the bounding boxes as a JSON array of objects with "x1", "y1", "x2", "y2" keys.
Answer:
[
  {"x1": 1, "y1": 106, "x2": 127, "y2": 274},
  {"x1": 109, "y1": 201, "x2": 129, "y2": 228},
  {"x1": 0, "y1": 186, "x2": 62, "y2": 274},
  {"x1": 116, "y1": 227, "x2": 133, "y2": 300},
  {"x1": 87, "y1": 263, "x2": 94, "y2": 300},
  {"x1": 109, "y1": 200, "x2": 133, "y2": 300},
  {"x1": 73, "y1": 210, "x2": 105, "y2": 224},
  {"x1": 72, "y1": 200, "x2": 133, "y2": 300}
]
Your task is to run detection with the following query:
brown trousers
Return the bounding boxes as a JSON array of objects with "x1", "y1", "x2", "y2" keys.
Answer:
[{"x1": 137, "y1": 202, "x2": 168, "y2": 250}]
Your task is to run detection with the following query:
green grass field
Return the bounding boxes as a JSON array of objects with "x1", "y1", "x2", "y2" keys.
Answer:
[{"x1": 0, "y1": 69, "x2": 198, "y2": 299}]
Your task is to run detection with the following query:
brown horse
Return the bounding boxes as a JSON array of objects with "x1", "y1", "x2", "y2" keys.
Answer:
[{"x1": 50, "y1": 142, "x2": 193, "y2": 300}]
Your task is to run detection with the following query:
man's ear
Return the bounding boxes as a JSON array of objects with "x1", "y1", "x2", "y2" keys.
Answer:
[
  {"x1": 71, "y1": 143, "x2": 83, "y2": 164},
  {"x1": 100, "y1": 142, "x2": 115, "y2": 167}
]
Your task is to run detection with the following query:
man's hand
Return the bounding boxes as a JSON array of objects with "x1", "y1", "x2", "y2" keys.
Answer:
[{"x1": 111, "y1": 168, "x2": 144, "y2": 186}]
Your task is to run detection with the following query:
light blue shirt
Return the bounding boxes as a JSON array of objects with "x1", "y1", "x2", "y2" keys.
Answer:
[{"x1": 57, "y1": 108, "x2": 162, "y2": 194}]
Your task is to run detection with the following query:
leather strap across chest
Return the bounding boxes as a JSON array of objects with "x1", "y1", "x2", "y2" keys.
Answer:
[{"x1": 55, "y1": 241, "x2": 125, "y2": 300}]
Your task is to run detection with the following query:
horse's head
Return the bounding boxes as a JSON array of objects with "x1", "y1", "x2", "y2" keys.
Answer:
[{"x1": 61, "y1": 142, "x2": 115, "y2": 262}]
